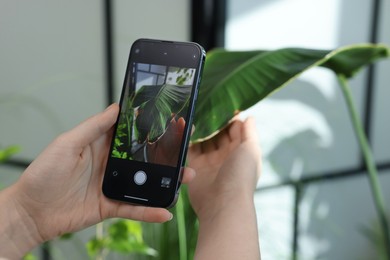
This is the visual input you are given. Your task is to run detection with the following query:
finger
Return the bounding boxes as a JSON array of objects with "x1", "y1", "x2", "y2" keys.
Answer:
[
  {"x1": 115, "y1": 204, "x2": 173, "y2": 223},
  {"x1": 228, "y1": 119, "x2": 243, "y2": 144},
  {"x1": 202, "y1": 137, "x2": 218, "y2": 154},
  {"x1": 214, "y1": 124, "x2": 233, "y2": 150},
  {"x1": 162, "y1": 117, "x2": 178, "y2": 144},
  {"x1": 188, "y1": 142, "x2": 202, "y2": 160},
  {"x1": 65, "y1": 103, "x2": 119, "y2": 147},
  {"x1": 177, "y1": 117, "x2": 186, "y2": 132},
  {"x1": 242, "y1": 117, "x2": 259, "y2": 143},
  {"x1": 181, "y1": 167, "x2": 196, "y2": 184}
]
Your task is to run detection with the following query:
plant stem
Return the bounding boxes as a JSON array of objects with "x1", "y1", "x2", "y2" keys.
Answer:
[
  {"x1": 337, "y1": 74, "x2": 390, "y2": 259},
  {"x1": 176, "y1": 193, "x2": 187, "y2": 260},
  {"x1": 159, "y1": 222, "x2": 169, "y2": 260}
]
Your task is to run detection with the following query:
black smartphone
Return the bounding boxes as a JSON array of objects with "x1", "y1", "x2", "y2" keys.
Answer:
[{"x1": 102, "y1": 39, "x2": 205, "y2": 208}]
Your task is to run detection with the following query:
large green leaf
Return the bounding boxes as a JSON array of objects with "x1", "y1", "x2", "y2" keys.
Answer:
[
  {"x1": 192, "y1": 44, "x2": 389, "y2": 142},
  {"x1": 133, "y1": 84, "x2": 192, "y2": 143}
]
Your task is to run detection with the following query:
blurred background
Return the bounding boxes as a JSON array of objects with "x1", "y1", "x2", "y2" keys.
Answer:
[{"x1": 1, "y1": 0, "x2": 389, "y2": 259}]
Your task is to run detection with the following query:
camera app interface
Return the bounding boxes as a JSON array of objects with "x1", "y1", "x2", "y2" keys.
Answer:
[{"x1": 111, "y1": 62, "x2": 196, "y2": 168}]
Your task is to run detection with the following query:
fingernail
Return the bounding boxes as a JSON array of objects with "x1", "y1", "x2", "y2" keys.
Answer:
[{"x1": 168, "y1": 212, "x2": 174, "y2": 221}]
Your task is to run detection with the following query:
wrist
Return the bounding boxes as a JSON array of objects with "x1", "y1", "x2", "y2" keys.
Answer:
[
  {"x1": 195, "y1": 194, "x2": 260, "y2": 260},
  {"x1": 0, "y1": 185, "x2": 43, "y2": 258},
  {"x1": 197, "y1": 192, "x2": 255, "y2": 224}
]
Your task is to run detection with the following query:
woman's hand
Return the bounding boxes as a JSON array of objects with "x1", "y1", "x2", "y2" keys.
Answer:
[
  {"x1": 0, "y1": 104, "x2": 195, "y2": 259},
  {"x1": 188, "y1": 117, "x2": 261, "y2": 220},
  {"x1": 187, "y1": 117, "x2": 262, "y2": 260}
]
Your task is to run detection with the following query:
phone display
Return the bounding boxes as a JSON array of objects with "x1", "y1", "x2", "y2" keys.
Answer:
[{"x1": 102, "y1": 39, "x2": 205, "y2": 208}]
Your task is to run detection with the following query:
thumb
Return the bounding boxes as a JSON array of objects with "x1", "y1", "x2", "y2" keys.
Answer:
[{"x1": 65, "y1": 103, "x2": 119, "y2": 147}]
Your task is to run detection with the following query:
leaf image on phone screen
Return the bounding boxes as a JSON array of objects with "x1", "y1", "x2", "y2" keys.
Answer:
[{"x1": 111, "y1": 63, "x2": 196, "y2": 167}]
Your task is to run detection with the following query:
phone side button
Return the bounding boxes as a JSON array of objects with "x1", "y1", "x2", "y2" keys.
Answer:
[{"x1": 134, "y1": 170, "x2": 147, "y2": 185}]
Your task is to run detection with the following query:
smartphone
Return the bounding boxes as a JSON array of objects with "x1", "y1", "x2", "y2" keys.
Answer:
[{"x1": 102, "y1": 39, "x2": 205, "y2": 208}]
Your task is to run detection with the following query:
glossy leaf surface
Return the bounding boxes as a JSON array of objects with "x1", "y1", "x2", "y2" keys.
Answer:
[
  {"x1": 133, "y1": 84, "x2": 192, "y2": 143},
  {"x1": 192, "y1": 44, "x2": 389, "y2": 142}
]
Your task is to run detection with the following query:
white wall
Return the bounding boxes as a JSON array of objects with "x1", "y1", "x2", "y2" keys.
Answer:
[
  {"x1": 113, "y1": 0, "x2": 190, "y2": 101},
  {"x1": 226, "y1": 0, "x2": 390, "y2": 259},
  {"x1": 0, "y1": 1, "x2": 105, "y2": 162}
]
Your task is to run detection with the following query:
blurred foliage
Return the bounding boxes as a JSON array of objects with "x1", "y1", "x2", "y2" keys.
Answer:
[
  {"x1": 23, "y1": 253, "x2": 38, "y2": 260},
  {"x1": 86, "y1": 219, "x2": 157, "y2": 258},
  {"x1": 0, "y1": 145, "x2": 21, "y2": 163}
]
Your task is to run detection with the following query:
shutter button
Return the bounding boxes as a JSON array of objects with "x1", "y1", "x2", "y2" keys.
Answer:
[{"x1": 134, "y1": 170, "x2": 147, "y2": 185}]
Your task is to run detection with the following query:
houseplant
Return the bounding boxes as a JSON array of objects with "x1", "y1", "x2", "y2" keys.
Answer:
[{"x1": 86, "y1": 43, "x2": 390, "y2": 259}]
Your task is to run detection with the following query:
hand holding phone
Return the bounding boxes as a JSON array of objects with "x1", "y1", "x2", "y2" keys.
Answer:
[{"x1": 102, "y1": 39, "x2": 205, "y2": 208}]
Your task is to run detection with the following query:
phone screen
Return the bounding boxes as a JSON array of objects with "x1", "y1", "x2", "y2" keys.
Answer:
[
  {"x1": 103, "y1": 39, "x2": 205, "y2": 208},
  {"x1": 114, "y1": 63, "x2": 196, "y2": 166}
]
